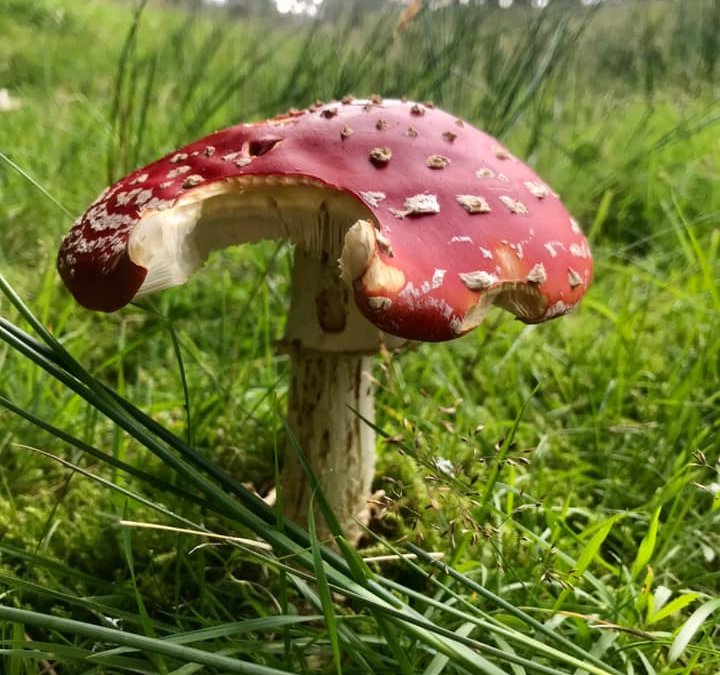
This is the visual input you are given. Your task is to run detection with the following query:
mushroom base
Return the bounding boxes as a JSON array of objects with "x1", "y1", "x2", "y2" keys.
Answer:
[{"x1": 282, "y1": 349, "x2": 375, "y2": 542}]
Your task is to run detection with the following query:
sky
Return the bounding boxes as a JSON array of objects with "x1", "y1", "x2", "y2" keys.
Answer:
[
  {"x1": 203, "y1": 0, "x2": 605, "y2": 16},
  {"x1": 204, "y1": 0, "x2": 326, "y2": 16}
]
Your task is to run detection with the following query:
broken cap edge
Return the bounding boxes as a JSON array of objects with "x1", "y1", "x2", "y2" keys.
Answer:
[{"x1": 343, "y1": 221, "x2": 591, "y2": 342}]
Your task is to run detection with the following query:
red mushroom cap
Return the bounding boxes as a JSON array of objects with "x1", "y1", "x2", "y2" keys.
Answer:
[{"x1": 58, "y1": 98, "x2": 591, "y2": 340}]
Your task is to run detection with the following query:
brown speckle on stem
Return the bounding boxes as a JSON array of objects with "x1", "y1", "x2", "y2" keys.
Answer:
[
  {"x1": 442, "y1": 131, "x2": 457, "y2": 142},
  {"x1": 406, "y1": 127, "x2": 419, "y2": 138},
  {"x1": 340, "y1": 126, "x2": 353, "y2": 139},
  {"x1": 376, "y1": 118, "x2": 389, "y2": 130},
  {"x1": 410, "y1": 103, "x2": 425, "y2": 116}
]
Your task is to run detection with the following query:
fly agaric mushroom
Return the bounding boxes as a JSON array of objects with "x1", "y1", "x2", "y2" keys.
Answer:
[{"x1": 57, "y1": 98, "x2": 592, "y2": 540}]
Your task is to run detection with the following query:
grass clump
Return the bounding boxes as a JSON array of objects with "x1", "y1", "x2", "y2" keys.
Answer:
[{"x1": 0, "y1": 0, "x2": 718, "y2": 672}]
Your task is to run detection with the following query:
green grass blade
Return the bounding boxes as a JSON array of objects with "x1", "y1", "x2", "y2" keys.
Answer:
[
  {"x1": 0, "y1": 605, "x2": 295, "y2": 675},
  {"x1": 554, "y1": 513, "x2": 622, "y2": 610},
  {"x1": 307, "y1": 502, "x2": 343, "y2": 675},
  {"x1": 668, "y1": 598, "x2": 720, "y2": 664},
  {"x1": 647, "y1": 592, "x2": 700, "y2": 626},
  {"x1": 422, "y1": 622, "x2": 477, "y2": 675},
  {"x1": 631, "y1": 506, "x2": 662, "y2": 581},
  {"x1": 0, "y1": 152, "x2": 74, "y2": 220}
]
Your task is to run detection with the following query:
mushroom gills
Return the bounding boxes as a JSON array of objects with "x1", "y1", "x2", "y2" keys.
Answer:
[
  {"x1": 493, "y1": 282, "x2": 547, "y2": 322},
  {"x1": 456, "y1": 280, "x2": 548, "y2": 335},
  {"x1": 128, "y1": 180, "x2": 371, "y2": 298}
]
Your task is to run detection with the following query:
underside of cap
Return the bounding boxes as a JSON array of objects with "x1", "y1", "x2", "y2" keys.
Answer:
[{"x1": 127, "y1": 178, "x2": 368, "y2": 297}]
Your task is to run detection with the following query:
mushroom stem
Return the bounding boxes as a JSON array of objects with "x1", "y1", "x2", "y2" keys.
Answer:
[
  {"x1": 280, "y1": 246, "x2": 382, "y2": 541},
  {"x1": 282, "y1": 348, "x2": 375, "y2": 541}
]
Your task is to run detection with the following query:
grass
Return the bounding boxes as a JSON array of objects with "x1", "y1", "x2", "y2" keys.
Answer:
[{"x1": 1, "y1": 0, "x2": 719, "y2": 672}]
